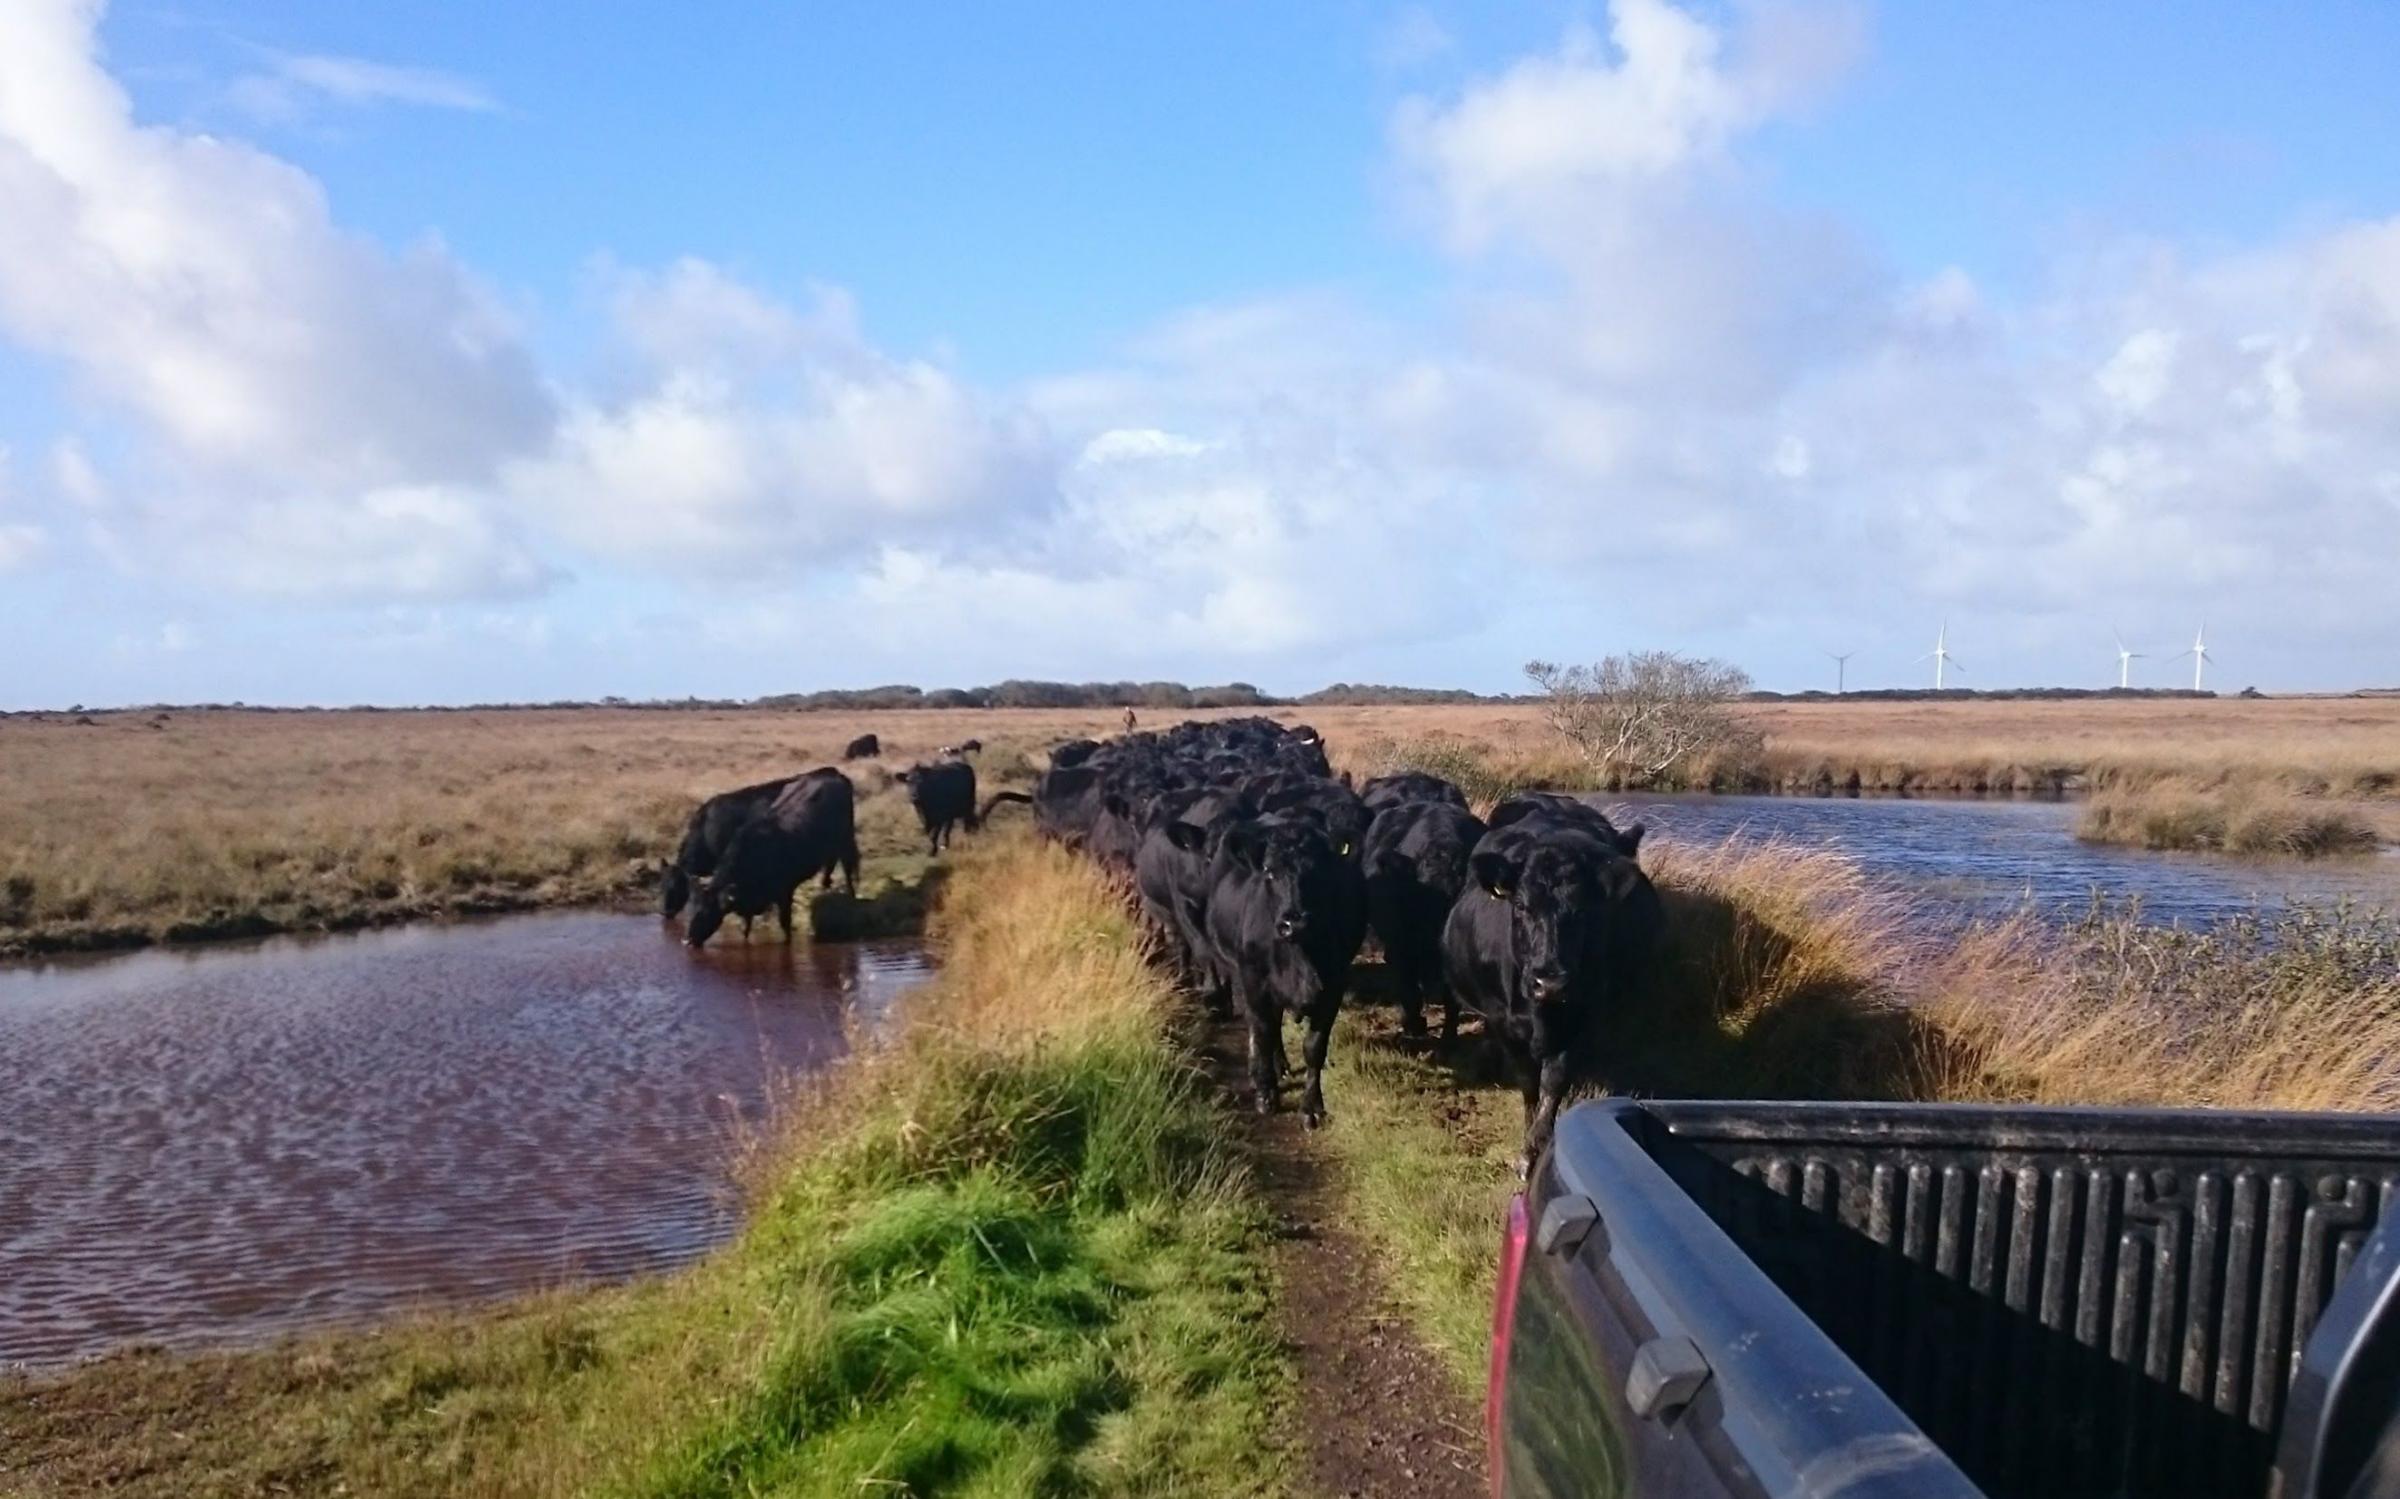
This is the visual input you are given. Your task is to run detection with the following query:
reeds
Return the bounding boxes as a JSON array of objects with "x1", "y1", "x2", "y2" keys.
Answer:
[{"x1": 2077, "y1": 788, "x2": 2382, "y2": 857}]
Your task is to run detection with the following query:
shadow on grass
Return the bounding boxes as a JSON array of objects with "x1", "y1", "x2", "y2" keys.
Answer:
[
  {"x1": 1340, "y1": 882, "x2": 1975, "y2": 1114},
  {"x1": 808, "y1": 863, "x2": 952, "y2": 941}
]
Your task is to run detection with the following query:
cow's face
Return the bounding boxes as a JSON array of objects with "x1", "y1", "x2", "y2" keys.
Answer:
[
  {"x1": 1474, "y1": 843, "x2": 1605, "y2": 1007},
  {"x1": 685, "y1": 877, "x2": 729, "y2": 948},
  {"x1": 1240, "y1": 821, "x2": 1339, "y2": 942}
]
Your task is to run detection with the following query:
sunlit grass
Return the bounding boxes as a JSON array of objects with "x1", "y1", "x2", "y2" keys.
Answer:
[{"x1": 0, "y1": 837, "x2": 1291, "y2": 1499}]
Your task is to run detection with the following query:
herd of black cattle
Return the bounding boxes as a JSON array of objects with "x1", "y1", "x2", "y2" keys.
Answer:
[{"x1": 659, "y1": 717, "x2": 1663, "y2": 1170}]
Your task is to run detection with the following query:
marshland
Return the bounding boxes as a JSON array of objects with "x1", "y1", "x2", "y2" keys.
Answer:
[
  {"x1": 4, "y1": 695, "x2": 2399, "y2": 1496},
  {"x1": 5, "y1": 693, "x2": 2395, "y2": 956}
]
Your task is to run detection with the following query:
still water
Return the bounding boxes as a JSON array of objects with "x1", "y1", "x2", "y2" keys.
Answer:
[
  {"x1": 0, "y1": 913, "x2": 929, "y2": 1370},
  {"x1": 1613, "y1": 792, "x2": 2400, "y2": 927}
]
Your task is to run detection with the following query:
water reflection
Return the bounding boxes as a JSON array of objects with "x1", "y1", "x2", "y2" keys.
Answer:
[
  {"x1": 1612, "y1": 793, "x2": 2400, "y2": 928},
  {"x1": 0, "y1": 912, "x2": 930, "y2": 1370}
]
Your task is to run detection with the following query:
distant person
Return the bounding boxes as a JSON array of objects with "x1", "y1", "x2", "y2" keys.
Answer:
[{"x1": 1123, "y1": 707, "x2": 1138, "y2": 733}]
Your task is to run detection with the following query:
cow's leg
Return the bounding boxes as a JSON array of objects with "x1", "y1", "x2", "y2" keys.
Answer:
[
  {"x1": 740, "y1": 912, "x2": 755, "y2": 944},
  {"x1": 1523, "y1": 1053, "x2": 1572, "y2": 1179},
  {"x1": 1432, "y1": 962, "x2": 1461, "y2": 1042},
  {"x1": 778, "y1": 890, "x2": 796, "y2": 942},
  {"x1": 842, "y1": 838, "x2": 860, "y2": 895},
  {"x1": 1393, "y1": 951, "x2": 1427, "y2": 1039},
  {"x1": 1241, "y1": 983, "x2": 1281, "y2": 1114},
  {"x1": 1204, "y1": 969, "x2": 1234, "y2": 1017},
  {"x1": 1298, "y1": 1006, "x2": 1336, "y2": 1128}
]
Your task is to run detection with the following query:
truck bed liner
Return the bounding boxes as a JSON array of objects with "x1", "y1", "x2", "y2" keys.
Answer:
[{"x1": 1605, "y1": 1101, "x2": 2400, "y2": 1498}]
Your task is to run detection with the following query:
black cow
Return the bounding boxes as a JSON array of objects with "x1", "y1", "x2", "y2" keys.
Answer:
[
  {"x1": 1362, "y1": 798, "x2": 1488, "y2": 1039},
  {"x1": 685, "y1": 771, "x2": 860, "y2": 948},
  {"x1": 1486, "y1": 791, "x2": 1644, "y2": 854},
  {"x1": 1138, "y1": 789, "x2": 1251, "y2": 1007},
  {"x1": 1441, "y1": 813, "x2": 1662, "y2": 1173},
  {"x1": 894, "y1": 759, "x2": 980, "y2": 854},
  {"x1": 1202, "y1": 812, "x2": 1362, "y2": 1126},
  {"x1": 841, "y1": 733, "x2": 880, "y2": 761},
  {"x1": 662, "y1": 774, "x2": 801, "y2": 918},
  {"x1": 1358, "y1": 771, "x2": 1470, "y2": 815}
]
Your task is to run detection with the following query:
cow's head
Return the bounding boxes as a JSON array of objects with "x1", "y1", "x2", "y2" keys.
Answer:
[
  {"x1": 684, "y1": 874, "x2": 731, "y2": 948},
  {"x1": 1472, "y1": 834, "x2": 1649, "y2": 1008},
  {"x1": 1227, "y1": 817, "x2": 1341, "y2": 942}
]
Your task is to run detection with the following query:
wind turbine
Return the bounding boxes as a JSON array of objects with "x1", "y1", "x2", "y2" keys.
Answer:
[
  {"x1": 1826, "y1": 651, "x2": 1853, "y2": 694},
  {"x1": 1917, "y1": 623, "x2": 1962, "y2": 689},
  {"x1": 2176, "y1": 624, "x2": 2213, "y2": 691},
  {"x1": 2112, "y1": 630, "x2": 2146, "y2": 689}
]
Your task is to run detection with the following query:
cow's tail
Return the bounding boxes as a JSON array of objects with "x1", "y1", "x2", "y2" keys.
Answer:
[{"x1": 978, "y1": 790, "x2": 1034, "y2": 824}]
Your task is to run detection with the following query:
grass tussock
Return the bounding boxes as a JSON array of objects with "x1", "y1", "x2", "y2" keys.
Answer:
[
  {"x1": 2078, "y1": 788, "x2": 2382, "y2": 857},
  {"x1": 0, "y1": 836, "x2": 1289, "y2": 1499},
  {"x1": 1319, "y1": 829, "x2": 2400, "y2": 1385}
]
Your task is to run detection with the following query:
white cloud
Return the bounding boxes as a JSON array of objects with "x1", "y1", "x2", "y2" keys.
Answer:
[
  {"x1": 0, "y1": 0, "x2": 550, "y2": 601},
  {"x1": 1393, "y1": 0, "x2": 1864, "y2": 254},
  {"x1": 512, "y1": 260, "x2": 1054, "y2": 575},
  {"x1": 51, "y1": 437, "x2": 106, "y2": 507},
  {"x1": 229, "y1": 52, "x2": 498, "y2": 122},
  {"x1": 179, "y1": 485, "x2": 554, "y2": 602},
  {"x1": 3, "y1": 0, "x2": 2400, "y2": 693}
]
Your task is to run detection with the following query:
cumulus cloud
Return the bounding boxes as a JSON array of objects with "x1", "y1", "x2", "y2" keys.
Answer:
[
  {"x1": 229, "y1": 52, "x2": 498, "y2": 122},
  {"x1": 1393, "y1": 0, "x2": 1864, "y2": 254},
  {"x1": 0, "y1": 0, "x2": 551, "y2": 599},
  {"x1": 511, "y1": 260, "x2": 1055, "y2": 574},
  {"x1": 4, "y1": 0, "x2": 2400, "y2": 693}
]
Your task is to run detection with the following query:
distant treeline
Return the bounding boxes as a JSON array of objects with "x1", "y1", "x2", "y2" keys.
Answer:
[
  {"x1": 756, "y1": 680, "x2": 1282, "y2": 711},
  {"x1": 21, "y1": 683, "x2": 2320, "y2": 717},
  {"x1": 1744, "y1": 687, "x2": 2223, "y2": 703}
]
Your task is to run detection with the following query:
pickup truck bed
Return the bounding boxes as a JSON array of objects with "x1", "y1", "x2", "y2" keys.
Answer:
[{"x1": 1492, "y1": 1100, "x2": 2400, "y2": 1498}]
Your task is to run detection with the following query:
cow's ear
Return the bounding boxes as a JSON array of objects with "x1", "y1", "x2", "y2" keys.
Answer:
[
  {"x1": 1619, "y1": 822, "x2": 1646, "y2": 857},
  {"x1": 1338, "y1": 769, "x2": 1354, "y2": 790},
  {"x1": 1223, "y1": 822, "x2": 1265, "y2": 870},
  {"x1": 1373, "y1": 849, "x2": 1413, "y2": 882},
  {"x1": 893, "y1": 770, "x2": 912, "y2": 784},
  {"x1": 1473, "y1": 848, "x2": 1520, "y2": 901},
  {"x1": 1103, "y1": 792, "x2": 1131, "y2": 820},
  {"x1": 1166, "y1": 820, "x2": 1208, "y2": 853},
  {"x1": 1485, "y1": 796, "x2": 1533, "y2": 831}
]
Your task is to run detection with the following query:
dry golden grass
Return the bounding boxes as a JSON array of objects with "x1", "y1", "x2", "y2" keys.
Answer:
[
  {"x1": 0, "y1": 706, "x2": 1124, "y2": 953},
  {"x1": 2077, "y1": 786, "x2": 2383, "y2": 857},
  {"x1": 1326, "y1": 695, "x2": 2400, "y2": 798},
  {"x1": 5, "y1": 694, "x2": 2394, "y2": 953}
]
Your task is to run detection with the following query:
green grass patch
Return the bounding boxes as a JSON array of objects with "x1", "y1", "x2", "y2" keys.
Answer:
[{"x1": 0, "y1": 839, "x2": 1290, "y2": 1499}]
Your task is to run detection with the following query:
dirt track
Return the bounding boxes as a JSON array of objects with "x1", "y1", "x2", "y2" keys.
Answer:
[{"x1": 1197, "y1": 1015, "x2": 1483, "y2": 1499}]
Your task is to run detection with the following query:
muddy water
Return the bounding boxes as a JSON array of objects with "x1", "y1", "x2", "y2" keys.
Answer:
[
  {"x1": 1613, "y1": 792, "x2": 2400, "y2": 927},
  {"x1": 0, "y1": 913, "x2": 929, "y2": 1371}
]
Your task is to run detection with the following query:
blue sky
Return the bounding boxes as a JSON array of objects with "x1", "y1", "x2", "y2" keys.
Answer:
[{"x1": 2, "y1": 0, "x2": 2397, "y2": 706}]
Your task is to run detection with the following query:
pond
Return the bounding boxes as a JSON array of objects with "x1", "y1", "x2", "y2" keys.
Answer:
[
  {"x1": 1611, "y1": 792, "x2": 2400, "y2": 927},
  {"x1": 0, "y1": 912, "x2": 929, "y2": 1371}
]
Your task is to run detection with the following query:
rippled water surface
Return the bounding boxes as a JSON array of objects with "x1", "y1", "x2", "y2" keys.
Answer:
[
  {"x1": 1613, "y1": 793, "x2": 2400, "y2": 927},
  {"x1": 0, "y1": 913, "x2": 929, "y2": 1370}
]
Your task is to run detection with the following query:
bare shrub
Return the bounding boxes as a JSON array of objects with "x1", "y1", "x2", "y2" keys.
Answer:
[{"x1": 1524, "y1": 652, "x2": 1762, "y2": 788}]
